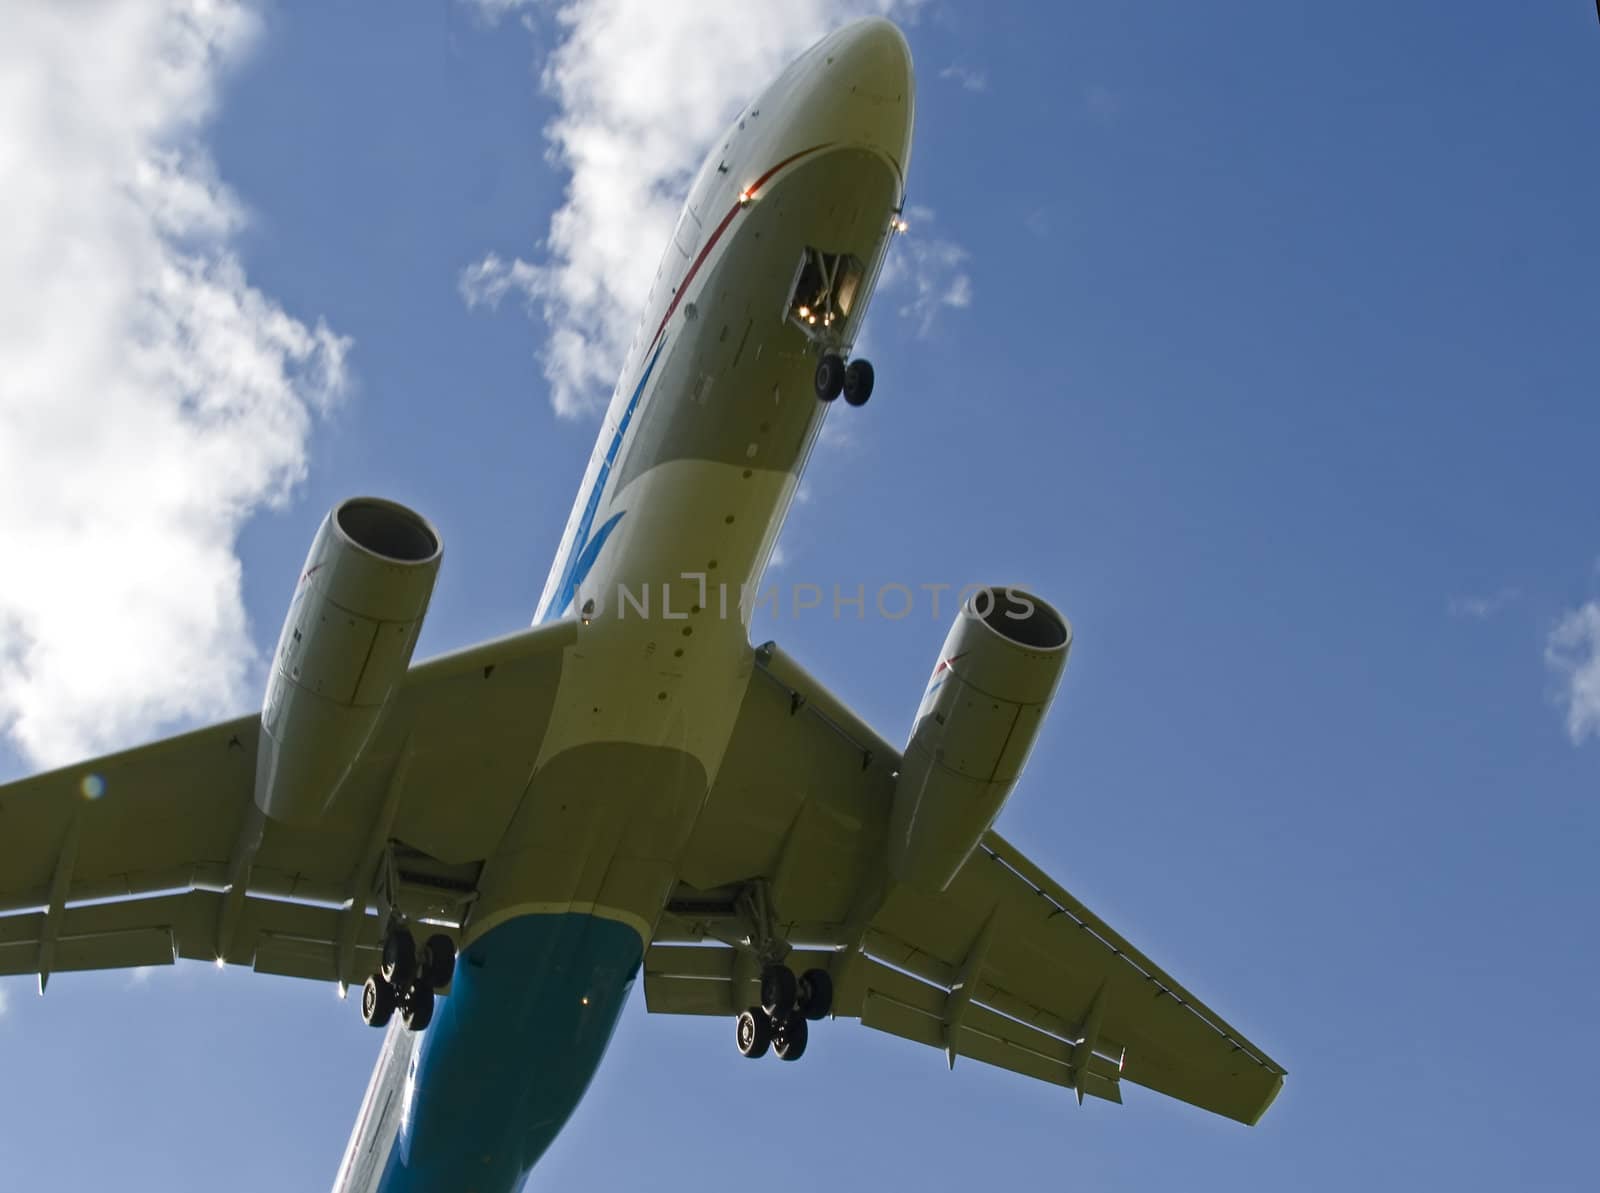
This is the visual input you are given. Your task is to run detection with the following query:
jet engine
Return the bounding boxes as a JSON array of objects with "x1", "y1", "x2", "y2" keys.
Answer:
[
  {"x1": 888, "y1": 587, "x2": 1070, "y2": 891},
  {"x1": 255, "y1": 497, "x2": 442, "y2": 825}
]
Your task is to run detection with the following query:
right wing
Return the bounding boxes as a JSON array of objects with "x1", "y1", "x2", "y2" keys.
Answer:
[
  {"x1": 646, "y1": 642, "x2": 1286, "y2": 1125},
  {"x1": 854, "y1": 829, "x2": 1284, "y2": 1124},
  {"x1": 0, "y1": 621, "x2": 576, "y2": 989}
]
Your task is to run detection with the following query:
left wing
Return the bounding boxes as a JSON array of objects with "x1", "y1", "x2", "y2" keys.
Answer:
[
  {"x1": 645, "y1": 642, "x2": 1286, "y2": 1125},
  {"x1": 0, "y1": 621, "x2": 575, "y2": 989}
]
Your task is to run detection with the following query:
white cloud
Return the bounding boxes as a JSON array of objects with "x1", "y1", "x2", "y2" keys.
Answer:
[
  {"x1": 1448, "y1": 588, "x2": 1520, "y2": 620},
  {"x1": 0, "y1": 2, "x2": 349, "y2": 769},
  {"x1": 464, "y1": 0, "x2": 538, "y2": 18},
  {"x1": 457, "y1": 0, "x2": 947, "y2": 418},
  {"x1": 1547, "y1": 602, "x2": 1600, "y2": 745},
  {"x1": 0, "y1": 981, "x2": 9, "y2": 1017},
  {"x1": 458, "y1": 253, "x2": 541, "y2": 312},
  {"x1": 878, "y1": 205, "x2": 973, "y2": 337},
  {"x1": 939, "y1": 64, "x2": 987, "y2": 92}
]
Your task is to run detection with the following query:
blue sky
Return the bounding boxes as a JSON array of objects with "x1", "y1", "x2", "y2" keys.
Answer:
[{"x1": 2, "y1": 2, "x2": 1598, "y2": 1189}]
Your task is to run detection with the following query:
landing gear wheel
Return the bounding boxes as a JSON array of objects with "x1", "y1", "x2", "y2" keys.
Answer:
[
  {"x1": 797, "y1": 968, "x2": 834, "y2": 1021},
  {"x1": 759, "y1": 965, "x2": 797, "y2": 1018},
  {"x1": 773, "y1": 1013, "x2": 809, "y2": 1061},
  {"x1": 401, "y1": 982, "x2": 435, "y2": 1032},
  {"x1": 814, "y1": 354, "x2": 846, "y2": 402},
  {"x1": 380, "y1": 929, "x2": 416, "y2": 987},
  {"x1": 843, "y1": 358, "x2": 875, "y2": 406},
  {"x1": 736, "y1": 1007, "x2": 772, "y2": 1058},
  {"x1": 361, "y1": 975, "x2": 395, "y2": 1028},
  {"x1": 420, "y1": 933, "x2": 457, "y2": 989}
]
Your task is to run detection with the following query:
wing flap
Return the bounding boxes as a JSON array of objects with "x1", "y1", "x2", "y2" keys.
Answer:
[
  {"x1": 852, "y1": 954, "x2": 1124, "y2": 1103},
  {"x1": 643, "y1": 944, "x2": 837, "y2": 1016},
  {"x1": 858, "y1": 844, "x2": 1283, "y2": 1123},
  {"x1": 0, "y1": 888, "x2": 387, "y2": 982},
  {"x1": 0, "y1": 894, "x2": 192, "y2": 976}
]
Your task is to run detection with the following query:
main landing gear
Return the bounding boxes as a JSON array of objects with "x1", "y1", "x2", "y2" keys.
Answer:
[
  {"x1": 361, "y1": 926, "x2": 457, "y2": 1033},
  {"x1": 735, "y1": 964, "x2": 834, "y2": 1062},
  {"x1": 814, "y1": 353, "x2": 874, "y2": 406}
]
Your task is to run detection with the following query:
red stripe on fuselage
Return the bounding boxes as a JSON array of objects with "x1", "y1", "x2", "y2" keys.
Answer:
[{"x1": 648, "y1": 143, "x2": 831, "y2": 352}]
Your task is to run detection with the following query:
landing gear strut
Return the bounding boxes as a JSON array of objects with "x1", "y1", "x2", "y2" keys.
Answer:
[
  {"x1": 734, "y1": 963, "x2": 834, "y2": 1062},
  {"x1": 362, "y1": 927, "x2": 456, "y2": 1033},
  {"x1": 789, "y1": 244, "x2": 874, "y2": 409}
]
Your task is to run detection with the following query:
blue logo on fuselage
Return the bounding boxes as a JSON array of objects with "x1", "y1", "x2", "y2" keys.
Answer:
[{"x1": 544, "y1": 339, "x2": 667, "y2": 621}]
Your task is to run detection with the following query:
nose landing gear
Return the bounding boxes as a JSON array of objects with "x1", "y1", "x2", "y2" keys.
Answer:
[
  {"x1": 361, "y1": 927, "x2": 457, "y2": 1033},
  {"x1": 814, "y1": 354, "x2": 875, "y2": 406},
  {"x1": 789, "y1": 245, "x2": 876, "y2": 408}
]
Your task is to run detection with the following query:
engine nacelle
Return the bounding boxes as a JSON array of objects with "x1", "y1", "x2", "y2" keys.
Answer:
[
  {"x1": 888, "y1": 587, "x2": 1070, "y2": 891},
  {"x1": 255, "y1": 497, "x2": 442, "y2": 825}
]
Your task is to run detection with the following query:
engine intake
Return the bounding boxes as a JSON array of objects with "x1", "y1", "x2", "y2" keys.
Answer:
[
  {"x1": 888, "y1": 587, "x2": 1070, "y2": 891},
  {"x1": 255, "y1": 498, "x2": 442, "y2": 825}
]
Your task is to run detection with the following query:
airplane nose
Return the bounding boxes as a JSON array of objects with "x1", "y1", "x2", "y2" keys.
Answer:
[
  {"x1": 806, "y1": 17, "x2": 915, "y2": 179},
  {"x1": 826, "y1": 17, "x2": 913, "y2": 103}
]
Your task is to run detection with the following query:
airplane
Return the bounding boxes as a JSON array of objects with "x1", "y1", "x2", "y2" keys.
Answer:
[{"x1": 0, "y1": 18, "x2": 1284, "y2": 1192}]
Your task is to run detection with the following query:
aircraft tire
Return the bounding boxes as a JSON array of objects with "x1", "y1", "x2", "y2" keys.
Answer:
[
  {"x1": 736, "y1": 1007, "x2": 772, "y2": 1058},
  {"x1": 843, "y1": 358, "x2": 874, "y2": 406},
  {"x1": 401, "y1": 983, "x2": 435, "y2": 1032},
  {"x1": 421, "y1": 933, "x2": 457, "y2": 989},
  {"x1": 814, "y1": 354, "x2": 846, "y2": 401},
  {"x1": 797, "y1": 968, "x2": 833, "y2": 1021},
  {"x1": 773, "y1": 1014, "x2": 808, "y2": 1062},
  {"x1": 380, "y1": 929, "x2": 416, "y2": 987},
  {"x1": 759, "y1": 965, "x2": 797, "y2": 1018},
  {"x1": 361, "y1": 975, "x2": 395, "y2": 1028}
]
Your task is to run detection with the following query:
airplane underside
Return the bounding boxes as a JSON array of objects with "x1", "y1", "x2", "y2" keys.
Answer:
[
  {"x1": 0, "y1": 21, "x2": 1285, "y2": 1193},
  {"x1": 341, "y1": 138, "x2": 906, "y2": 1192}
]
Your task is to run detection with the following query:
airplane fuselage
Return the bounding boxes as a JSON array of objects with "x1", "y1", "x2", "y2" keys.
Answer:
[{"x1": 332, "y1": 21, "x2": 914, "y2": 1193}]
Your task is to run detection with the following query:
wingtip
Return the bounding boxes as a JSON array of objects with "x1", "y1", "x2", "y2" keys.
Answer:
[{"x1": 1246, "y1": 1073, "x2": 1286, "y2": 1126}]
